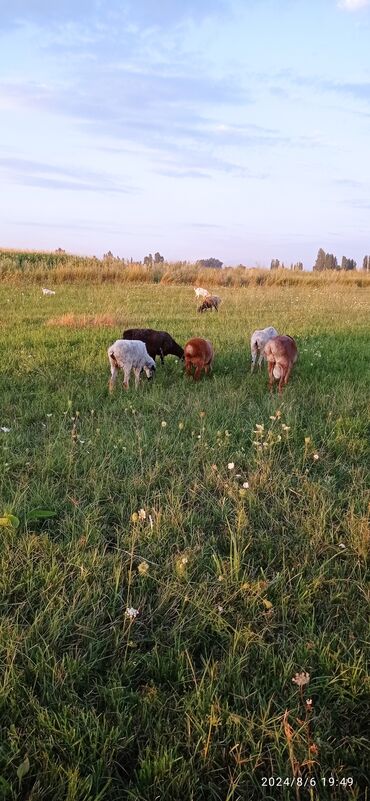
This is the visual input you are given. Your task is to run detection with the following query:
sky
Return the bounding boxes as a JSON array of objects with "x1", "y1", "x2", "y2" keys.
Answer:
[{"x1": 0, "y1": 0, "x2": 369, "y2": 268}]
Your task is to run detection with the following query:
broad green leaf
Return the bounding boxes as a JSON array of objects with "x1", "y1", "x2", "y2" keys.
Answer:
[
  {"x1": 17, "y1": 756, "x2": 30, "y2": 781},
  {"x1": 26, "y1": 508, "x2": 57, "y2": 522},
  {"x1": 0, "y1": 514, "x2": 20, "y2": 529}
]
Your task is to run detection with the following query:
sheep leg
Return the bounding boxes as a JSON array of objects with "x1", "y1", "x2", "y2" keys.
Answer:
[
  {"x1": 194, "y1": 365, "x2": 202, "y2": 381},
  {"x1": 185, "y1": 360, "x2": 193, "y2": 377},
  {"x1": 268, "y1": 362, "x2": 275, "y2": 393},
  {"x1": 109, "y1": 363, "x2": 118, "y2": 393},
  {"x1": 283, "y1": 364, "x2": 293, "y2": 387},
  {"x1": 258, "y1": 351, "x2": 264, "y2": 370},
  {"x1": 160, "y1": 349, "x2": 164, "y2": 365},
  {"x1": 122, "y1": 366, "x2": 131, "y2": 390},
  {"x1": 134, "y1": 367, "x2": 141, "y2": 388}
]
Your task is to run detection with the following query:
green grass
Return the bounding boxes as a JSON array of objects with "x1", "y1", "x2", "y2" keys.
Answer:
[{"x1": 0, "y1": 283, "x2": 369, "y2": 801}]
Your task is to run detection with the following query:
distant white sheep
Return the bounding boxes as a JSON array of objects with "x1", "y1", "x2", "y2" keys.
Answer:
[
  {"x1": 194, "y1": 287, "x2": 209, "y2": 298},
  {"x1": 250, "y1": 326, "x2": 278, "y2": 372},
  {"x1": 42, "y1": 288, "x2": 55, "y2": 296},
  {"x1": 108, "y1": 339, "x2": 156, "y2": 391}
]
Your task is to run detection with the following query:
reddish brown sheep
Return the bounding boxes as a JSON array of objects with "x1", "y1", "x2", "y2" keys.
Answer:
[
  {"x1": 184, "y1": 337, "x2": 214, "y2": 380},
  {"x1": 122, "y1": 328, "x2": 184, "y2": 364},
  {"x1": 197, "y1": 295, "x2": 221, "y2": 313},
  {"x1": 264, "y1": 335, "x2": 298, "y2": 394}
]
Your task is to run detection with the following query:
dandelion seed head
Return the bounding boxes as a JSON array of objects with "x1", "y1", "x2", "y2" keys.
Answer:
[
  {"x1": 138, "y1": 561, "x2": 149, "y2": 575},
  {"x1": 242, "y1": 481, "x2": 249, "y2": 489},
  {"x1": 228, "y1": 462, "x2": 235, "y2": 470},
  {"x1": 313, "y1": 453, "x2": 319, "y2": 460},
  {"x1": 161, "y1": 421, "x2": 167, "y2": 428}
]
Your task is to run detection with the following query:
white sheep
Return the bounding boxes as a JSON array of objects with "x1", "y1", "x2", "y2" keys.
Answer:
[
  {"x1": 108, "y1": 339, "x2": 156, "y2": 391},
  {"x1": 194, "y1": 287, "x2": 209, "y2": 298},
  {"x1": 42, "y1": 288, "x2": 55, "y2": 296},
  {"x1": 250, "y1": 326, "x2": 278, "y2": 372}
]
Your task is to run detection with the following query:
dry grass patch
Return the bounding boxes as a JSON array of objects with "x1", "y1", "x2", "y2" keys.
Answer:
[{"x1": 46, "y1": 313, "x2": 125, "y2": 328}]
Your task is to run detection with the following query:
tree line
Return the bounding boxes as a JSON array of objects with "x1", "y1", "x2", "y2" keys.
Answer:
[{"x1": 270, "y1": 250, "x2": 370, "y2": 271}]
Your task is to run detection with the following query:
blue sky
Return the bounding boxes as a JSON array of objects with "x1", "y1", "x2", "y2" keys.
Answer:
[{"x1": 0, "y1": 0, "x2": 369, "y2": 267}]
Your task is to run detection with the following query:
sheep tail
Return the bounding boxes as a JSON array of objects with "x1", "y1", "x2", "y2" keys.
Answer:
[{"x1": 110, "y1": 351, "x2": 119, "y2": 367}]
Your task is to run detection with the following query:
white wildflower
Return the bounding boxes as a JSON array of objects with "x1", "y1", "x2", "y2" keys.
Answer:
[
  {"x1": 292, "y1": 671, "x2": 310, "y2": 687},
  {"x1": 125, "y1": 607, "x2": 139, "y2": 619},
  {"x1": 0, "y1": 427, "x2": 11, "y2": 433},
  {"x1": 242, "y1": 481, "x2": 249, "y2": 489},
  {"x1": 228, "y1": 462, "x2": 235, "y2": 470},
  {"x1": 138, "y1": 508, "x2": 146, "y2": 521}
]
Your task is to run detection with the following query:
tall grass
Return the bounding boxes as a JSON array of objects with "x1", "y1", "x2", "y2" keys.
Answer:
[{"x1": 1, "y1": 249, "x2": 369, "y2": 288}]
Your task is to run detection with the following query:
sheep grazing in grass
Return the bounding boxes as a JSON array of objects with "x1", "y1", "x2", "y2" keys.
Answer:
[
  {"x1": 108, "y1": 339, "x2": 156, "y2": 391},
  {"x1": 250, "y1": 326, "x2": 278, "y2": 372},
  {"x1": 184, "y1": 337, "x2": 214, "y2": 380},
  {"x1": 194, "y1": 287, "x2": 209, "y2": 298},
  {"x1": 122, "y1": 328, "x2": 184, "y2": 364},
  {"x1": 42, "y1": 288, "x2": 55, "y2": 296},
  {"x1": 264, "y1": 335, "x2": 298, "y2": 395},
  {"x1": 197, "y1": 295, "x2": 221, "y2": 313}
]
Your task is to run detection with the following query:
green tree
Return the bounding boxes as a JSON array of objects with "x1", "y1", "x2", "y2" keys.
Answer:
[
  {"x1": 198, "y1": 258, "x2": 223, "y2": 269},
  {"x1": 154, "y1": 252, "x2": 164, "y2": 263},
  {"x1": 341, "y1": 256, "x2": 356, "y2": 271},
  {"x1": 270, "y1": 259, "x2": 280, "y2": 270},
  {"x1": 363, "y1": 255, "x2": 370, "y2": 271},
  {"x1": 313, "y1": 248, "x2": 326, "y2": 271}
]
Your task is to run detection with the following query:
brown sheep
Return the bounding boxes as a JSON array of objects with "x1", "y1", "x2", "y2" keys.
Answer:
[
  {"x1": 197, "y1": 295, "x2": 221, "y2": 313},
  {"x1": 184, "y1": 338, "x2": 214, "y2": 381},
  {"x1": 122, "y1": 328, "x2": 184, "y2": 364},
  {"x1": 264, "y1": 335, "x2": 298, "y2": 394}
]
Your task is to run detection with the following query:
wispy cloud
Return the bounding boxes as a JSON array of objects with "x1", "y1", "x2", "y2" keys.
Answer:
[
  {"x1": 338, "y1": 0, "x2": 369, "y2": 10},
  {"x1": 0, "y1": 156, "x2": 135, "y2": 193},
  {"x1": 0, "y1": 0, "x2": 227, "y2": 30}
]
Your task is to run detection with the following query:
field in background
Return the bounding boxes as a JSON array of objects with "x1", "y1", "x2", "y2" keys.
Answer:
[
  {"x1": 1, "y1": 248, "x2": 370, "y2": 288},
  {"x1": 0, "y1": 282, "x2": 369, "y2": 800}
]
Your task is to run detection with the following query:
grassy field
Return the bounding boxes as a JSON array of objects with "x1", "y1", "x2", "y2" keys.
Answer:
[{"x1": 0, "y1": 282, "x2": 369, "y2": 801}]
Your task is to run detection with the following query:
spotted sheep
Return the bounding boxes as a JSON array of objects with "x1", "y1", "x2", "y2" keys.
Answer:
[
  {"x1": 108, "y1": 339, "x2": 156, "y2": 391},
  {"x1": 250, "y1": 326, "x2": 278, "y2": 372}
]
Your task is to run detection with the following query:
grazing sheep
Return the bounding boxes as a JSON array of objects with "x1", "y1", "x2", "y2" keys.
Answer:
[
  {"x1": 184, "y1": 337, "x2": 214, "y2": 380},
  {"x1": 197, "y1": 295, "x2": 221, "y2": 313},
  {"x1": 108, "y1": 339, "x2": 156, "y2": 391},
  {"x1": 42, "y1": 288, "x2": 55, "y2": 296},
  {"x1": 264, "y1": 335, "x2": 298, "y2": 395},
  {"x1": 122, "y1": 328, "x2": 184, "y2": 364},
  {"x1": 194, "y1": 287, "x2": 210, "y2": 298},
  {"x1": 250, "y1": 326, "x2": 278, "y2": 372}
]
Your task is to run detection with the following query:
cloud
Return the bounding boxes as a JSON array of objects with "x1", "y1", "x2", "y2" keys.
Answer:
[
  {"x1": 338, "y1": 0, "x2": 369, "y2": 10},
  {"x1": 0, "y1": 0, "x2": 227, "y2": 30},
  {"x1": 0, "y1": 156, "x2": 135, "y2": 193}
]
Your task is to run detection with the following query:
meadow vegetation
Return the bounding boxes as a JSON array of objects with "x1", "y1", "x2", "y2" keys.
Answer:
[
  {"x1": 1, "y1": 248, "x2": 370, "y2": 289},
  {"x1": 0, "y1": 278, "x2": 369, "y2": 800}
]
